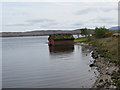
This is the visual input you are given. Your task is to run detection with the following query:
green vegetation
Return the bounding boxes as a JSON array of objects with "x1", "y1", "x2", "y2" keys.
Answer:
[
  {"x1": 91, "y1": 37, "x2": 119, "y2": 63},
  {"x1": 51, "y1": 34, "x2": 74, "y2": 39},
  {"x1": 75, "y1": 36, "x2": 119, "y2": 65},
  {"x1": 74, "y1": 37, "x2": 89, "y2": 43},
  {"x1": 94, "y1": 27, "x2": 112, "y2": 38},
  {"x1": 80, "y1": 28, "x2": 90, "y2": 37}
]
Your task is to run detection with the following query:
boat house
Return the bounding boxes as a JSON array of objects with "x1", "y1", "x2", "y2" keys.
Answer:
[{"x1": 48, "y1": 34, "x2": 75, "y2": 46}]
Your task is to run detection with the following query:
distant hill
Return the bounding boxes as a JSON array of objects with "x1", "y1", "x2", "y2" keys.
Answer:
[
  {"x1": 0, "y1": 29, "x2": 98, "y2": 37},
  {"x1": 0, "y1": 30, "x2": 81, "y2": 37},
  {"x1": 109, "y1": 26, "x2": 120, "y2": 33},
  {"x1": 109, "y1": 26, "x2": 120, "y2": 30}
]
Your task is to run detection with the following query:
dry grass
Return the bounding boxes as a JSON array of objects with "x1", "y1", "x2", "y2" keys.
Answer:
[{"x1": 92, "y1": 37, "x2": 119, "y2": 64}]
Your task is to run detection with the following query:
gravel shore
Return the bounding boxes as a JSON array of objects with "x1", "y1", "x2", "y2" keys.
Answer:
[{"x1": 89, "y1": 44, "x2": 119, "y2": 89}]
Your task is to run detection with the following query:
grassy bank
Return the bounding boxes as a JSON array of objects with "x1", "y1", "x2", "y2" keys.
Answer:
[
  {"x1": 91, "y1": 37, "x2": 119, "y2": 63},
  {"x1": 74, "y1": 37, "x2": 89, "y2": 43},
  {"x1": 74, "y1": 36, "x2": 119, "y2": 64},
  {"x1": 74, "y1": 36, "x2": 120, "y2": 89}
]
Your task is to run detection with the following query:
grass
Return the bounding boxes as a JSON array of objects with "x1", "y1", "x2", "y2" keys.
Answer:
[
  {"x1": 75, "y1": 36, "x2": 119, "y2": 64},
  {"x1": 91, "y1": 37, "x2": 119, "y2": 63},
  {"x1": 74, "y1": 37, "x2": 89, "y2": 43}
]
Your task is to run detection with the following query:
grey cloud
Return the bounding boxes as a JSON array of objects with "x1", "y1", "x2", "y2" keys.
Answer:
[
  {"x1": 76, "y1": 8, "x2": 94, "y2": 15},
  {"x1": 26, "y1": 19, "x2": 55, "y2": 23},
  {"x1": 91, "y1": 18, "x2": 117, "y2": 24},
  {"x1": 4, "y1": 19, "x2": 57, "y2": 27},
  {"x1": 73, "y1": 23, "x2": 83, "y2": 26},
  {"x1": 75, "y1": 8, "x2": 117, "y2": 15},
  {"x1": 26, "y1": 19, "x2": 58, "y2": 28},
  {"x1": 103, "y1": 8, "x2": 117, "y2": 12},
  {"x1": 3, "y1": 23, "x2": 32, "y2": 26},
  {"x1": 40, "y1": 22, "x2": 58, "y2": 28}
]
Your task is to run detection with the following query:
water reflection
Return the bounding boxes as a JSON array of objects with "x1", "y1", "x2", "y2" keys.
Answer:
[
  {"x1": 81, "y1": 46, "x2": 91, "y2": 53},
  {"x1": 49, "y1": 45, "x2": 74, "y2": 54}
]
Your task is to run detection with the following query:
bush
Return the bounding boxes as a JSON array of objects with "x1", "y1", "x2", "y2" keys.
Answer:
[
  {"x1": 95, "y1": 27, "x2": 110, "y2": 38},
  {"x1": 80, "y1": 28, "x2": 90, "y2": 37}
]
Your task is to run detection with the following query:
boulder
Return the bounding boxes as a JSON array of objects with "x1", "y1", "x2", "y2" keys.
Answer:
[{"x1": 89, "y1": 64, "x2": 95, "y2": 67}]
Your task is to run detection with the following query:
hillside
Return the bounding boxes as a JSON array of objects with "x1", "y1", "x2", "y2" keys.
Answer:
[{"x1": 109, "y1": 26, "x2": 120, "y2": 30}]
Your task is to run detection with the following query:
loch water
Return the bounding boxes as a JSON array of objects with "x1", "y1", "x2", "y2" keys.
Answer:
[{"x1": 2, "y1": 36, "x2": 99, "y2": 88}]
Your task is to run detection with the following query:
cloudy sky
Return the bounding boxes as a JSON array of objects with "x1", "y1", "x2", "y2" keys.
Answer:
[{"x1": 1, "y1": 2, "x2": 118, "y2": 32}]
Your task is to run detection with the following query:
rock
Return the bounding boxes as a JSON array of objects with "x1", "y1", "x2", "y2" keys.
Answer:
[
  {"x1": 93, "y1": 60, "x2": 96, "y2": 63},
  {"x1": 99, "y1": 79, "x2": 104, "y2": 83},
  {"x1": 106, "y1": 71, "x2": 112, "y2": 76},
  {"x1": 106, "y1": 67, "x2": 109, "y2": 70},
  {"x1": 91, "y1": 52, "x2": 95, "y2": 57},
  {"x1": 94, "y1": 56, "x2": 98, "y2": 59},
  {"x1": 89, "y1": 64, "x2": 95, "y2": 67},
  {"x1": 91, "y1": 52, "x2": 98, "y2": 59}
]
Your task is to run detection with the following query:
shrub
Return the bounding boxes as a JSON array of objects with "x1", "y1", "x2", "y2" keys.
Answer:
[
  {"x1": 94, "y1": 27, "x2": 110, "y2": 38},
  {"x1": 80, "y1": 28, "x2": 90, "y2": 37}
]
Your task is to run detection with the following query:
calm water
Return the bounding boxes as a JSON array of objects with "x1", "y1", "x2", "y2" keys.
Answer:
[{"x1": 2, "y1": 36, "x2": 98, "y2": 88}]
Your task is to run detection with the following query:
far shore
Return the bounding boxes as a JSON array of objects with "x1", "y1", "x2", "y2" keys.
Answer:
[
  {"x1": 0, "y1": 29, "x2": 81, "y2": 37},
  {"x1": 0, "y1": 34, "x2": 50, "y2": 37}
]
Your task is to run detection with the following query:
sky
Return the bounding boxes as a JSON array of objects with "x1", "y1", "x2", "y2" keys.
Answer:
[{"x1": 1, "y1": 1, "x2": 118, "y2": 32}]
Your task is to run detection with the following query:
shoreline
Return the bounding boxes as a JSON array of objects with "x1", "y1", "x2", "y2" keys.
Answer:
[
  {"x1": 91, "y1": 51, "x2": 119, "y2": 89},
  {"x1": 75, "y1": 42, "x2": 119, "y2": 89}
]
